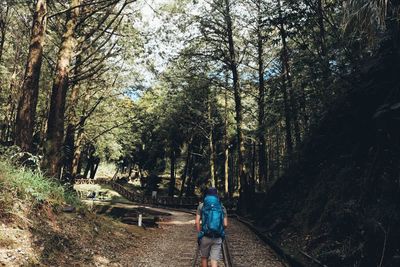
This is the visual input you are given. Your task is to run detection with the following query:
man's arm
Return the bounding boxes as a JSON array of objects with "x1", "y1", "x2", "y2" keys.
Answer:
[
  {"x1": 196, "y1": 203, "x2": 202, "y2": 232},
  {"x1": 223, "y1": 205, "x2": 228, "y2": 228}
]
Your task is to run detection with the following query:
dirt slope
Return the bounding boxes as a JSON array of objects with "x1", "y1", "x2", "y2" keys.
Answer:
[{"x1": 0, "y1": 205, "x2": 146, "y2": 266}]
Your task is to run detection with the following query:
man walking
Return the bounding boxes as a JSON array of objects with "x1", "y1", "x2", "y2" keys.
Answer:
[{"x1": 195, "y1": 187, "x2": 228, "y2": 267}]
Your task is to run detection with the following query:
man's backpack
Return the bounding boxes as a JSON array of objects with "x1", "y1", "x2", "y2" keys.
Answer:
[{"x1": 201, "y1": 195, "x2": 225, "y2": 238}]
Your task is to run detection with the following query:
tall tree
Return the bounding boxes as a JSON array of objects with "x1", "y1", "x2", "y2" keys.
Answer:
[
  {"x1": 277, "y1": 0, "x2": 299, "y2": 153},
  {"x1": 15, "y1": 0, "x2": 47, "y2": 151},
  {"x1": 0, "y1": 4, "x2": 9, "y2": 65},
  {"x1": 223, "y1": 73, "x2": 230, "y2": 196},
  {"x1": 64, "y1": 0, "x2": 128, "y2": 178},
  {"x1": 208, "y1": 87, "x2": 217, "y2": 187},
  {"x1": 254, "y1": 0, "x2": 268, "y2": 188},
  {"x1": 168, "y1": 148, "x2": 176, "y2": 196},
  {"x1": 44, "y1": 0, "x2": 81, "y2": 177},
  {"x1": 223, "y1": 0, "x2": 248, "y2": 197}
]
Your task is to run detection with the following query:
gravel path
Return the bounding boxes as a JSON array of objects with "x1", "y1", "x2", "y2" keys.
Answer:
[
  {"x1": 135, "y1": 209, "x2": 198, "y2": 266},
  {"x1": 134, "y1": 207, "x2": 285, "y2": 267}
]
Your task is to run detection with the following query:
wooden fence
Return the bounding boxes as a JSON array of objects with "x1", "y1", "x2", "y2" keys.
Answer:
[{"x1": 75, "y1": 179, "x2": 199, "y2": 208}]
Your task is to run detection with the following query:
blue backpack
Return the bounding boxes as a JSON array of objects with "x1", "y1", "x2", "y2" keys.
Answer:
[{"x1": 201, "y1": 195, "x2": 225, "y2": 238}]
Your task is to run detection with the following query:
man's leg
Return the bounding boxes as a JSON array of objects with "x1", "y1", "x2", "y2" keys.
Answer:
[
  {"x1": 209, "y1": 238, "x2": 223, "y2": 267},
  {"x1": 201, "y1": 257, "x2": 208, "y2": 267},
  {"x1": 200, "y1": 237, "x2": 212, "y2": 267}
]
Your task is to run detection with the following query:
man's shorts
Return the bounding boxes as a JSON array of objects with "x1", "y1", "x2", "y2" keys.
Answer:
[{"x1": 200, "y1": 236, "x2": 222, "y2": 261}]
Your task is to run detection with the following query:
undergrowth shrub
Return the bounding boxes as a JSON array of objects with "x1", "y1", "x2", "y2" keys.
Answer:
[{"x1": 0, "y1": 158, "x2": 81, "y2": 218}]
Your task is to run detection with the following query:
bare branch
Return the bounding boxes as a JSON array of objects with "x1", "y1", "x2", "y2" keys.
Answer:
[{"x1": 48, "y1": 0, "x2": 119, "y2": 19}]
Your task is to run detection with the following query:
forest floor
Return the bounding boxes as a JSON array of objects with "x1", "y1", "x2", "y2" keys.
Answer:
[
  {"x1": 0, "y1": 179, "x2": 163, "y2": 266},
  {"x1": 0, "y1": 205, "x2": 148, "y2": 266},
  {"x1": 0, "y1": 182, "x2": 285, "y2": 266}
]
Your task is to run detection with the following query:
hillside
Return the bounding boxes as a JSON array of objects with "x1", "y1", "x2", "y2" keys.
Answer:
[
  {"x1": 257, "y1": 52, "x2": 400, "y2": 267},
  {"x1": 0, "y1": 160, "x2": 146, "y2": 266}
]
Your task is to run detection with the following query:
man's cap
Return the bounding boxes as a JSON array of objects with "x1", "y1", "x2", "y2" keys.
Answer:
[{"x1": 206, "y1": 187, "x2": 218, "y2": 196}]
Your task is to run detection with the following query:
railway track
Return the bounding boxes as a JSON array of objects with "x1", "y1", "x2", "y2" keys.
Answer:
[
  {"x1": 146, "y1": 207, "x2": 284, "y2": 267},
  {"x1": 174, "y1": 217, "x2": 284, "y2": 267},
  {"x1": 76, "y1": 180, "x2": 285, "y2": 267},
  {"x1": 222, "y1": 238, "x2": 234, "y2": 267},
  {"x1": 190, "y1": 238, "x2": 233, "y2": 267},
  {"x1": 154, "y1": 208, "x2": 233, "y2": 267}
]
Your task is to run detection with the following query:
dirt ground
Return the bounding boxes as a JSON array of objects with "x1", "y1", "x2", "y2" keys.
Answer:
[
  {"x1": 0, "y1": 197, "x2": 198, "y2": 267},
  {"x1": 0, "y1": 186, "x2": 284, "y2": 267},
  {"x1": 0, "y1": 205, "x2": 148, "y2": 266}
]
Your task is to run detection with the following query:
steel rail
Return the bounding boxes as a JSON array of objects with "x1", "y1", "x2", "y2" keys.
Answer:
[{"x1": 222, "y1": 237, "x2": 233, "y2": 267}]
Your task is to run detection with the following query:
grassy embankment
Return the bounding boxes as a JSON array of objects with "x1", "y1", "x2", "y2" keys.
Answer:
[{"x1": 0, "y1": 157, "x2": 145, "y2": 266}]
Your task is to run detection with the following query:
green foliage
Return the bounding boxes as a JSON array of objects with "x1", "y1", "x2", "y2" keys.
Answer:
[
  {"x1": 1, "y1": 0, "x2": 398, "y2": 202},
  {"x1": 0, "y1": 159, "x2": 80, "y2": 213},
  {"x1": 343, "y1": 0, "x2": 391, "y2": 45}
]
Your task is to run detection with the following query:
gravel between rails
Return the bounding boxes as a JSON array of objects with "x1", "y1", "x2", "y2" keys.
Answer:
[
  {"x1": 134, "y1": 207, "x2": 285, "y2": 267},
  {"x1": 226, "y1": 218, "x2": 286, "y2": 267}
]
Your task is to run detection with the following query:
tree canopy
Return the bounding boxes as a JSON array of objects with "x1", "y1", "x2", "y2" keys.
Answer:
[{"x1": 1, "y1": 0, "x2": 399, "y2": 194}]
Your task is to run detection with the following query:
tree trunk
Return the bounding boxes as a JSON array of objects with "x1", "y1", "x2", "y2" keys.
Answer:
[
  {"x1": 250, "y1": 141, "x2": 256, "y2": 195},
  {"x1": 180, "y1": 142, "x2": 192, "y2": 198},
  {"x1": 37, "y1": 89, "x2": 50, "y2": 153},
  {"x1": 209, "y1": 133, "x2": 217, "y2": 188},
  {"x1": 63, "y1": 124, "x2": 75, "y2": 176},
  {"x1": 282, "y1": 78, "x2": 293, "y2": 155},
  {"x1": 224, "y1": 146, "x2": 230, "y2": 196},
  {"x1": 224, "y1": 0, "x2": 247, "y2": 197},
  {"x1": 276, "y1": 125, "x2": 282, "y2": 177},
  {"x1": 223, "y1": 79, "x2": 229, "y2": 197},
  {"x1": 90, "y1": 157, "x2": 100, "y2": 179},
  {"x1": 15, "y1": 0, "x2": 47, "y2": 151},
  {"x1": 231, "y1": 146, "x2": 237, "y2": 194},
  {"x1": 83, "y1": 143, "x2": 95, "y2": 179},
  {"x1": 3, "y1": 48, "x2": 21, "y2": 143},
  {"x1": 64, "y1": 54, "x2": 82, "y2": 176},
  {"x1": 71, "y1": 79, "x2": 92, "y2": 177},
  {"x1": 256, "y1": 0, "x2": 268, "y2": 190},
  {"x1": 168, "y1": 149, "x2": 176, "y2": 197},
  {"x1": 73, "y1": 126, "x2": 85, "y2": 176},
  {"x1": 316, "y1": 0, "x2": 331, "y2": 104},
  {"x1": 208, "y1": 91, "x2": 217, "y2": 187},
  {"x1": 185, "y1": 156, "x2": 194, "y2": 196},
  {"x1": 278, "y1": 0, "x2": 300, "y2": 145},
  {"x1": 0, "y1": 5, "x2": 9, "y2": 65},
  {"x1": 1, "y1": 47, "x2": 17, "y2": 142},
  {"x1": 278, "y1": 0, "x2": 297, "y2": 154},
  {"x1": 44, "y1": 0, "x2": 81, "y2": 177},
  {"x1": 4, "y1": 94, "x2": 16, "y2": 142},
  {"x1": 267, "y1": 132, "x2": 274, "y2": 185},
  {"x1": 317, "y1": 0, "x2": 327, "y2": 60}
]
